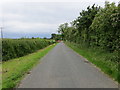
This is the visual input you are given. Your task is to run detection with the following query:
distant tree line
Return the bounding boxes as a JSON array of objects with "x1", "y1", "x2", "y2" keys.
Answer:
[
  {"x1": 57, "y1": 2, "x2": 120, "y2": 55},
  {"x1": 51, "y1": 33, "x2": 62, "y2": 41}
]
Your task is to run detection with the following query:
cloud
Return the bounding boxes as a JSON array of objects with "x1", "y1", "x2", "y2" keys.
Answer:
[
  {"x1": 1, "y1": 0, "x2": 119, "y2": 38},
  {"x1": 2, "y1": 2, "x2": 83, "y2": 35},
  {"x1": 4, "y1": 21, "x2": 58, "y2": 33},
  {"x1": 3, "y1": 13, "x2": 24, "y2": 20}
]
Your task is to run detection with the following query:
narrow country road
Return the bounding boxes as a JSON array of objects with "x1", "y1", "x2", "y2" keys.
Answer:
[{"x1": 18, "y1": 42, "x2": 118, "y2": 88}]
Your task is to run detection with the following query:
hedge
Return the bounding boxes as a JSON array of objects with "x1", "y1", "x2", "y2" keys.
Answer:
[{"x1": 2, "y1": 38, "x2": 54, "y2": 61}]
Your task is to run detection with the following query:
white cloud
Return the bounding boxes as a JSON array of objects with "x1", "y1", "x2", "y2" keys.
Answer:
[
  {"x1": 3, "y1": 13, "x2": 24, "y2": 19},
  {"x1": 4, "y1": 21, "x2": 58, "y2": 33},
  {"x1": 1, "y1": 0, "x2": 119, "y2": 38},
  {"x1": 0, "y1": 12, "x2": 24, "y2": 27}
]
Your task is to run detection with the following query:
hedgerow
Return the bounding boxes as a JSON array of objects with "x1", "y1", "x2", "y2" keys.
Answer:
[{"x1": 2, "y1": 38, "x2": 54, "y2": 61}]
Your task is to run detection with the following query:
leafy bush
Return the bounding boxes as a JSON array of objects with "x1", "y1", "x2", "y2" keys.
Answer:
[
  {"x1": 90, "y1": 2, "x2": 120, "y2": 52},
  {"x1": 2, "y1": 38, "x2": 54, "y2": 61}
]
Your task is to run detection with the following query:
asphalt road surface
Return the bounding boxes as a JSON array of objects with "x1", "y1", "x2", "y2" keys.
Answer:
[{"x1": 18, "y1": 42, "x2": 118, "y2": 88}]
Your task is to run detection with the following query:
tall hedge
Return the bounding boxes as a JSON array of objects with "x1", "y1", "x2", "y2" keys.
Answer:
[
  {"x1": 90, "y1": 2, "x2": 120, "y2": 52},
  {"x1": 57, "y1": 2, "x2": 120, "y2": 63},
  {"x1": 58, "y1": 2, "x2": 120, "y2": 52},
  {"x1": 2, "y1": 38, "x2": 54, "y2": 61}
]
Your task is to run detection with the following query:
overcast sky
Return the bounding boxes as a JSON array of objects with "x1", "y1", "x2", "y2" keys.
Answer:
[{"x1": 0, "y1": 0, "x2": 119, "y2": 38}]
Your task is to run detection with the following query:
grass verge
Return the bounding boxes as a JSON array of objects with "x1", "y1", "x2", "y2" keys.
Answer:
[
  {"x1": 0, "y1": 63, "x2": 2, "y2": 90},
  {"x1": 2, "y1": 43, "x2": 56, "y2": 89},
  {"x1": 65, "y1": 41, "x2": 119, "y2": 83}
]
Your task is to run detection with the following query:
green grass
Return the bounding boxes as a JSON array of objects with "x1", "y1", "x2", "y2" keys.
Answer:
[
  {"x1": 2, "y1": 43, "x2": 56, "y2": 89},
  {"x1": 0, "y1": 63, "x2": 2, "y2": 90},
  {"x1": 65, "y1": 41, "x2": 119, "y2": 83}
]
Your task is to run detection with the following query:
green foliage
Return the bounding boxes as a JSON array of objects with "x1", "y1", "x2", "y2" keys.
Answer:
[
  {"x1": 90, "y1": 2, "x2": 120, "y2": 52},
  {"x1": 51, "y1": 33, "x2": 62, "y2": 41},
  {"x1": 58, "y1": 23, "x2": 69, "y2": 40},
  {"x1": 58, "y1": 4, "x2": 100, "y2": 46},
  {"x1": 58, "y1": 2, "x2": 120, "y2": 52},
  {"x1": 2, "y1": 38, "x2": 55, "y2": 61},
  {"x1": 58, "y1": 2, "x2": 119, "y2": 60}
]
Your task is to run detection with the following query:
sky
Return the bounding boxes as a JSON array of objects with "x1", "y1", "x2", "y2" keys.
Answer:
[{"x1": 0, "y1": 0, "x2": 119, "y2": 38}]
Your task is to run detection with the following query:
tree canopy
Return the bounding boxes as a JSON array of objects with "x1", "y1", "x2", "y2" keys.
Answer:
[{"x1": 58, "y1": 2, "x2": 120, "y2": 53}]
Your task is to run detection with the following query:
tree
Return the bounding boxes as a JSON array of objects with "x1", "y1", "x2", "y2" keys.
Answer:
[
  {"x1": 43, "y1": 37, "x2": 47, "y2": 39},
  {"x1": 73, "y1": 4, "x2": 100, "y2": 46},
  {"x1": 57, "y1": 2, "x2": 119, "y2": 52},
  {"x1": 58, "y1": 23, "x2": 69, "y2": 40},
  {"x1": 51, "y1": 33, "x2": 56, "y2": 39},
  {"x1": 51, "y1": 33, "x2": 62, "y2": 41}
]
